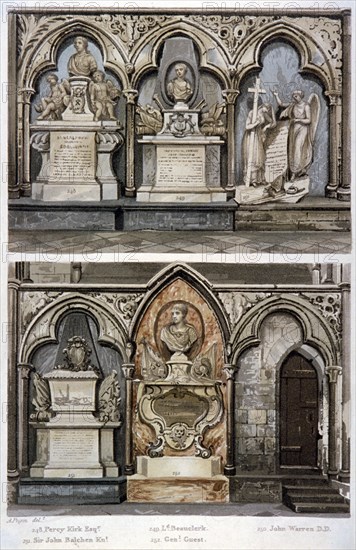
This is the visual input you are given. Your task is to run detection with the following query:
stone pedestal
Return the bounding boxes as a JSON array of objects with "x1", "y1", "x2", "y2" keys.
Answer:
[
  {"x1": 30, "y1": 370, "x2": 120, "y2": 479},
  {"x1": 127, "y1": 457, "x2": 229, "y2": 503},
  {"x1": 30, "y1": 121, "x2": 123, "y2": 201},
  {"x1": 137, "y1": 135, "x2": 226, "y2": 203}
]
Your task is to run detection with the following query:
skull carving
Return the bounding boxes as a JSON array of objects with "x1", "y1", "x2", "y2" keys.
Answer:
[{"x1": 171, "y1": 423, "x2": 188, "y2": 449}]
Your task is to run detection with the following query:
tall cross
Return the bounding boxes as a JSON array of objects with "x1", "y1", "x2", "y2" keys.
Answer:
[{"x1": 245, "y1": 77, "x2": 267, "y2": 187}]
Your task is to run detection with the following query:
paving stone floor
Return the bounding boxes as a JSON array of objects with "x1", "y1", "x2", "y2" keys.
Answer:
[
  {"x1": 8, "y1": 231, "x2": 351, "y2": 257},
  {"x1": 8, "y1": 502, "x2": 349, "y2": 517}
]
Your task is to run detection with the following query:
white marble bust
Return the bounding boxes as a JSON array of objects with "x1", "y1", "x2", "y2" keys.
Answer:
[{"x1": 160, "y1": 303, "x2": 198, "y2": 357}]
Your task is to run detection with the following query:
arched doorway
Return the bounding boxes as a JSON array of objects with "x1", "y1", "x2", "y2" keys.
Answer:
[{"x1": 280, "y1": 351, "x2": 319, "y2": 467}]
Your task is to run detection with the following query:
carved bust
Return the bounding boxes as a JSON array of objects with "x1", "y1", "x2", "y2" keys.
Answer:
[
  {"x1": 160, "y1": 302, "x2": 198, "y2": 357},
  {"x1": 68, "y1": 36, "x2": 98, "y2": 77},
  {"x1": 166, "y1": 63, "x2": 193, "y2": 104}
]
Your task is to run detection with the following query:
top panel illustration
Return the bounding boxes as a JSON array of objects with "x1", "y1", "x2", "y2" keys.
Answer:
[{"x1": 7, "y1": 7, "x2": 351, "y2": 235}]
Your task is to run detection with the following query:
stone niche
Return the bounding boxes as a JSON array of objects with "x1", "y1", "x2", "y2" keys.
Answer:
[
  {"x1": 30, "y1": 36, "x2": 124, "y2": 201},
  {"x1": 30, "y1": 336, "x2": 122, "y2": 479},
  {"x1": 136, "y1": 37, "x2": 226, "y2": 204},
  {"x1": 128, "y1": 278, "x2": 229, "y2": 503}
]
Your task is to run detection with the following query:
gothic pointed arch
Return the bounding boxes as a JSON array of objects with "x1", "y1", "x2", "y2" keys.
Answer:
[
  {"x1": 129, "y1": 263, "x2": 230, "y2": 352},
  {"x1": 230, "y1": 293, "x2": 339, "y2": 368},
  {"x1": 232, "y1": 19, "x2": 341, "y2": 93},
  {"x1": 19, "y1": 293, "x2": 129, "y2": 365},
  {"x1": 18, "y1": 16, "x2": 130, "y2": 90},
  {"x1": 131, "y1": 23, "x2": 230, "y2": 90}
]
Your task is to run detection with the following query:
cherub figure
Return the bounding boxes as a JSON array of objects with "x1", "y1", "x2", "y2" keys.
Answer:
[
  {"x1": 89, "y1": 70, "x2": 121, "y2": 121},
  {"x1": 35, "y1": 74, "x2": 70, "y2": 120}
]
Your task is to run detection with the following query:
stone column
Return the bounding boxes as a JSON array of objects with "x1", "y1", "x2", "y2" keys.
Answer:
[
  {"x1": 222, "y1": 90, "x2": 239, "y2": 194},
  {"x1": 223, "y1": 363, "x2": 238, "y2": 476},
  {"x1": 122, "y1": 363, "x2": 135, "y2": 475},
  {"x1": 17, "y1": 262, "x2": 32, "y2": 283},
  {"x1": 7, "y1": 271, "x2": 20, "y2": 501},
  {"x1": 8, "y1": 13, "x2": 19, "y2": 199},
  {"x1": 325, "y1": 92, "x2": 342, "y2": 199},
  {"x1": 18, "y1": 363, "x2": 34, "y2": 475},
  {"x1": 326, "y1": 366, "x2": 342, "y2": 476},
  {"x1": 339, "y1": 281, "x2": 350, "y2": 482},
  {"x1": 311, "y1": 264, "x2": 321, "y2": 285},
  {"x1": 18, "y1": 88, "x2": 35, "y2": 197},
  {"x1": 338, "y1": 12, "x2": 351, "y2": 201},
  {"x1": 122, "y1": 90, "x2": 138, "y2": 197},
  {"x1": 71, "y1": 262, "x2": 82, "y2": 283}
]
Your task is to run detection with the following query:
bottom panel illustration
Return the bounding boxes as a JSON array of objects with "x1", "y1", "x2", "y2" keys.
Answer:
[{"x1": 7, "y1": 262, "x2": 350, "y2": 515}]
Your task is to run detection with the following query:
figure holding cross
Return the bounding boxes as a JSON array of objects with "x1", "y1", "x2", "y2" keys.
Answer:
[{"x1": 243, "y1": 77, "x2": 276, "y2": 187}]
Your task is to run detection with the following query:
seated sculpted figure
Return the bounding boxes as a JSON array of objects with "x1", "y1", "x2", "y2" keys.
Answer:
[
  {"x1": 160, "y1": 303, "x2": 198, "y2": 358},
  {"x1": 35, "y1": 74, "x2": 70, "y2": 120},
  {"x1": 89, "y1": 70, "x2": 121, "y2": 121},
  {"x1": 68, "y1": 36, "x2": 98, "y2": 78},
  {"x1": 167, "y1": 63, "x2": 193, "y2": 104}
]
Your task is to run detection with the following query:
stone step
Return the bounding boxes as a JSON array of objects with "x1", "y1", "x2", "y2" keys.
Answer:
[
  {"x1": 289, "y1": 502, "x2": 350, "y2": 514},
  {"x1": 283, "y1": 484, "x2": 335, "y2": 492},
  {"x1": 281, "y1": 478, "x2": 330, "y2": 487},
  {"x1": 285, "y1": 493, "x2": 346, "y2": 503}
]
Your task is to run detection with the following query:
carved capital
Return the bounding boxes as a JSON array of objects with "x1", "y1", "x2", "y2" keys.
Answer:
[
  {"x1": 222, "y1": 89, "x2": 239, "y2": 104},
  {"x1": 325, "y1": 91, "x2": 342, "y2": 106},
  {"x1": 122, "y1": 363, "x2": 135, "y2": 380},
  {"x1": 18, "y1": 363, "x2": 34, "y2": 379},
  {"x1": 123, "y1": 89, "x2": 138, "y2": 104},
  {"x1": 326, "y1": 366, "x2": 342, "y2": 384},
  {"x1": 223, "y1": 364, "x2": 238, "y2": 381},
  {"x1": 18, "y1": 87, "x2": 35, "y2": 104}
]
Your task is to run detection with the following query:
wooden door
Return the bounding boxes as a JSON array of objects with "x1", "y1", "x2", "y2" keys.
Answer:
[{"x1": 280, "y1": 352, "x2": 318, "y2": 467}]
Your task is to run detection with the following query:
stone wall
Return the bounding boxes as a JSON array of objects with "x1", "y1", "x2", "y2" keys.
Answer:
[{"x1": 235, "y1": 312, "x2": 303, "y2": 474}]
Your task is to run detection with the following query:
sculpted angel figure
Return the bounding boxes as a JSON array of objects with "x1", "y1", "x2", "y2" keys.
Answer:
[
  {"x1": 167, "y1": 63, "x2": 193, "y2": 104},
  {"x1": 160, "y1": 303, "x2": 198, "y2": 358},
  {"x1": 68, "y1": 36, "x2": 98, "y2": 78},
  {"x1": 89, "y1": 70, "x2": 121, "y2": 121},
  {"x1": 273, "y1": 89, "x2": 320, "y2": 181},
  {"x1": 35, "y1": 74, "x2": 70, "y2": 120}
]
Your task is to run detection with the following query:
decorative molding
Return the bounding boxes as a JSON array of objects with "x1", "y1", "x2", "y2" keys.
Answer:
[
  {"x1": 89, "y1": 292, "x2": 144, "y2": 326},
  {"x1": 21, "y1": 291, "x2": 63, "y2": 329},
  {"x1": 30, "y1": 372, "x2": 53, "y2": 422},
  {"x1": 17, "y1": 14, "x2": 72, "y2": 67},
  {"x1": 190, "y1": 14, "x2": 277, "y2": 57},
  {"x1": 93, "y1": 14, "x2": 169, "y2": 55},
  {"x1": 302, "y1": 292, "x2": 342, "y2": 339},
  {"x1": 218, "y1": 292, "x2": 272, "y2": 328}
]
